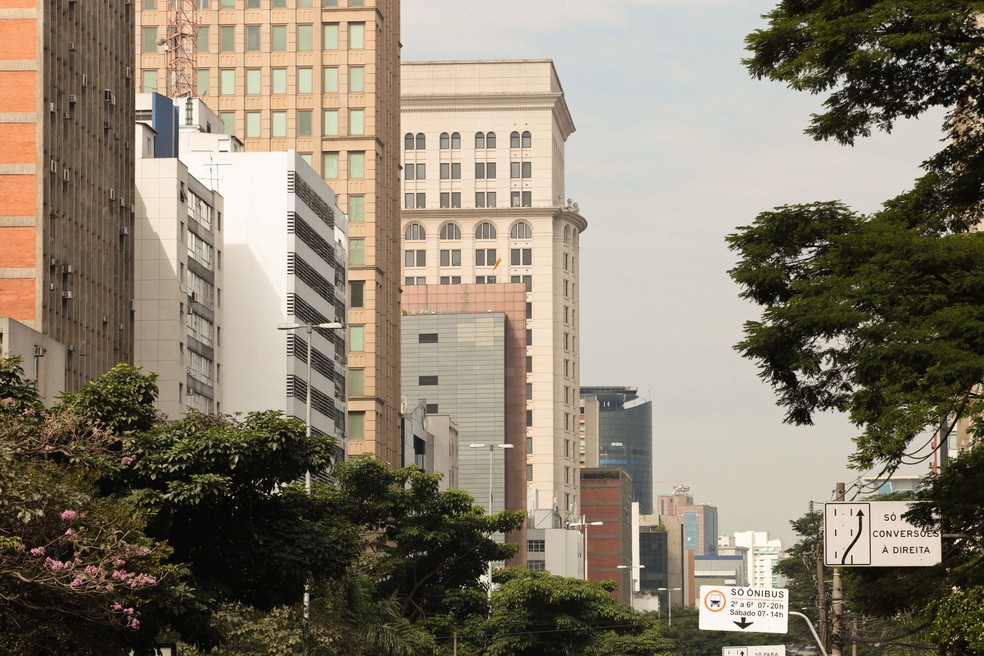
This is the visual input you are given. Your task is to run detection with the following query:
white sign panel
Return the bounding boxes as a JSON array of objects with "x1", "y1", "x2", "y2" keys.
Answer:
[
  {"x1": 723, "y1": 646, "x2": 786, "y2": 656},
  {"x1": 698, "y1": 586, "x2": 789, "y2": 633},
  {"x1": 824, "y1": 501, "x2": 941, "y2": 567}
]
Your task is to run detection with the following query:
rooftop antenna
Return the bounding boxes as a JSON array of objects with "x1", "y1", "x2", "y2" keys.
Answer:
[{"x1": 163, "y1": 0, "x2": 199, "y2": 98}]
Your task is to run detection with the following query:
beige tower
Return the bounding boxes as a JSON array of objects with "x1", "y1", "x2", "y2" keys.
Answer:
[
  {"x1": 135, "y1": 0, "x2": 402, "y2": 464},
  {"x1": 0, "y1": 0, "x2": 136, "y2": 391}
]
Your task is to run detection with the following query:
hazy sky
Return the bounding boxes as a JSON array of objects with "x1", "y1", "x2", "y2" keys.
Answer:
[{"x1": 401, "y1": 0, "x2": 945, "y2": 546}]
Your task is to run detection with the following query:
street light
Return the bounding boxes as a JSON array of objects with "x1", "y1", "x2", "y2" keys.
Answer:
[
  {"x1": 657, "y1": 587, "x2": 682, "y2": 625},
  {"x1": 617, "y1": 563, "x2": 645, "y2": 595},
  {"x1": 469, "y1": 442, "x2": 514, "y2": 600},
  {"x1": 569, "y1": 516, "x2": 603, "y2": 580},
  {"x1": 277, "y1": 321, "x2": 343, "y2": 618}
]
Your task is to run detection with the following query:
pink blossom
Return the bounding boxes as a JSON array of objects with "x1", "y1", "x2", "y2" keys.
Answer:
[
  {"x1": 84, "y1": 565, "x2": 98, "y2": 576},
  {"x1": 112, "y1": 570, "x2": 128, "y2": 581},
  {"x1": 112, "y1": 558, "x2": 126, "y2": 568},
  {"x1": 70, "y1": 578, "x2": 83, "y2": 587},
  {"x1": 138, "y1": 546, "x2": 151, "y2": 556},
  {"x1": 60, "y1": 509, "x2": 78, "y2": 521},
  {"x1": 44, "y1": 558, "x2": 67, "y2": 571},
  {"x1": 128, "y1": 618, "x2": 140, "y2": 630},
  {"x1": 112, "y1": 602, "x2": 123, "y2": 611},
  {"x1": 29, "y1": 547, "x2": 45, "y2": 557},
  {"x1": 105, "y1": 583, "x2": 114, "y2": 591},
  {"x1": 64, "y1": 528, "x2": 77, "y2": 540},
  {"x1": 2, "y1": 397, "x2": 14, "y2": 405},
  {"x1": 120, "y1": 456, "x2": 135, "y2": 466}
]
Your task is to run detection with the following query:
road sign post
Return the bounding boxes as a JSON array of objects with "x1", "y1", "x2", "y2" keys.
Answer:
[
  {"x1": 824, "y1": 501, "x2": 941, "y2": 567},
  {"x1": 723, "y1": 646, "x2": 786, "y2": 656},
  {"x1": 698, "y1": 586, "x2": 789, "y2": 633}
]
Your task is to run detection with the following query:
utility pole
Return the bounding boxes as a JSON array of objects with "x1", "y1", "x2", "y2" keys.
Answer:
[
  {"x1": 812, "y1": 500, "x2": 828, "y2": 651},
  {"x1": 831, "y1": 482, "x2": 845, "y2": 656}
]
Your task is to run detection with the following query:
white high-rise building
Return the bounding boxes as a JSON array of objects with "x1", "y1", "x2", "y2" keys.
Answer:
[
  {"x1": 733, "y1": 531, "x2": 784, "y2": 588},
  {"x1": 400, "y1": 60, "x2": 587, "y2": 523}
]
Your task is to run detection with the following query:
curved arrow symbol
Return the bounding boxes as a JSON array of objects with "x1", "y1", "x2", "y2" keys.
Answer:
[{"x1": 840, "y1": 509, "x2": 865, "y2": 565}]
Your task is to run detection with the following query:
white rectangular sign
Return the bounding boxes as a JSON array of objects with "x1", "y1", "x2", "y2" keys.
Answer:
[
  {"x1": 723, "y1": 646, "x2": 786, "y2": 656},
  {"x1": 698, "y1": 586, "x2": 788, "y2": 633},
  {"x1": 824, "y1": 501, "x2": 941, "y2": 567}
]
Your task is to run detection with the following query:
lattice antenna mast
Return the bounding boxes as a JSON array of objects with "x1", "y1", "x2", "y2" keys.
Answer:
[{"x1": 164, "y1": 0, "x2": 199, "y2": 98}]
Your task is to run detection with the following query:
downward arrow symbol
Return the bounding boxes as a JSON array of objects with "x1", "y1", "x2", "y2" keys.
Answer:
[{"x1": 734, "y1": 617, "x2": 754, "y2": 630}]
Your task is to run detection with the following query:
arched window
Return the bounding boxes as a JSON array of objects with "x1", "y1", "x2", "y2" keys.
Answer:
[
  {"x1": 405, "y1": 223, "x2": 426, "y2": 241},
  {"x1": 439, "y1": 132, "x2": 450, "y2": 149},
  {"x1": 486, "y1": 131, "x2": 496, "y2": 149},
  {"x1": 510, "y1": 131, "x2": 520, "y2": 148},
  {"x1": 521, "y1": 131, "x2": 532, "y2": 148},
  {"x1": 563, "y1": 226, "x2": 570, "y2": 244},
  {"x1": 404, "y1": 133, "x2": 414, "y2": 150},
  {"x1": 440, "y1": 223, "x2": 461, "y2": 240},
  {"x1": 450, "y1": 132, "x2": 461, "y2": 149},
  {"x1": 475, "y1": 132, "x2": 485, "y2": 149},
  {"x1": 510, "y1": 221, "x2": 532, "y2": 239},
  {"x1": 415, "y1": 132, "x2": 426, "y2": 149},
  {"x1": 475, "y1": 221, "x2": 496, "y2": 240}
]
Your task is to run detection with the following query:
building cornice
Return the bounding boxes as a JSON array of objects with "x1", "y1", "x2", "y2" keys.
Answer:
[{"x1": 401, "y1": 206, "x2": 587, "y2": 233}]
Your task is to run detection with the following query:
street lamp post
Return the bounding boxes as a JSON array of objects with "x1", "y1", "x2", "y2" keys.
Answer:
[
  {"x1": 569, "y1": 516, "x2": 603, "y2": 580},
  {"x1": 657, "y1": 587, "x2": 682, "y2": 625},
  {"x1": 616, "y1": 563, "x2": 646, "y2": 594},
  {"x1": 469, "y1": 442, "x2": 513, "y2": 600},
  {"x1": 277, "y1": 321, "x2": 343, "y2": 618}
]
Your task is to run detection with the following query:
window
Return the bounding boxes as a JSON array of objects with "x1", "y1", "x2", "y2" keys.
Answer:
[
  {"x1": 415, "y1": 133, "x2": 425, "y2": 149},
  {"x1": 245, "y1": 111, "x2": 261, "y2": 138},
  {"x1": 274, "y1": 0, "x2": 286, "y2": 6},
  {"x1": 414, "y1": 163, "x2": 425, "y2": 180},
  {"x1": 350, "y1": 281, "x2": 364, "y2": 307},
  {"x1": 349, "y1": 152, "x2": 365, "y2": 178},
  {"x1": 475, "y1": 221, "x2": 496, "y2": 239},
  {"x1": 350, "y1": 65, "x2": 364, "y2": 92},
  {"x1": 246, "y1": 0, "x2": 259, "y2": 6},
  {"x1": 451, "y1": 192, "x2": 460, "y2": 208},
  {"x1": 526, "y1": 410, "x2": 533, "y2": 427},
  {"x1": 272, "y1": 111, "x2": 287, "y2": 137},
  {"x1": 475, "y1": 248, "x2": 496, "y2": 266},
  {"x1": 511, "y1": 221, "x2": 532, "y2": 239},
  {"x1": 298, "y1": 68, "x2": 313, "y2": 93},
  {"x1": 440, "y1": 223, "x2": 460, "y2": 240},
  {"x1": 297, "y1": 110, "x2": 312, "y2": 136},
  {"x1": 350, "y1": 108, "x2": 365, "y2": 135},
  {"x1": 349, "y1": 195, "x2": 364, "y2": 222},
  {"x1": 271, "y1": 25, "x2": 287, "y2": 50},
  {"x1": 246, "y1": 25, "x2": 261, "y2": 50},
  {"x1": 440, "y1": 276, "x2": 461, "y2": 285},
  {"x1": 475, "y1": 132, "x2": 485, "y2": 149},
  {"x1": 141, "y1": 70, "x2": 158, "y2": 94},
  {"x1": 475, "y1": 192, "x2": 485, "y2": 208},
  {"x1": 485, "y1": 192, "x2": 497, "y2": 207},
  {"x1": 419, "y1": 333, "x2": 438, "y2": 343},
  {"x1": 323, "y1": 66, "x2": 339, "y2": 93},
  {"x1": 510, "y1": 248, "x2": 531, "y2": 267},
  {"x1": 451, "y1": 163, "x2": 461, "y2": 179},
  {"x1": 527, "y1": 464, "x2": 533, "y2": 481},
  {"x1": 349, "y1": 411, "x2": 365, "y2": 438},
  {"x1": 440, "y1": 192, "x2": 448, "y2": 208},
  {"x1": 349, "y1": 369, "x2": 365, "y2": 395},
  {"x1": 405, "y1": 223, "x2": 426, "y2": 240},
  {"x1": 440, "y1": 132, "x2": 449, "y2": 149},
  {"x1": 419, "y1": 376, "x2": 438, "y2": 386},
  {"x1": 476, "y1": 162, "x2": 495, "y2": 179},
  {"x1": 522, "y1": 191, "x2": 532, "y2": 207},
  {"x1": 522, "y1": 130, "x2": 532, "y2": 147},
  {"x1": 220, "y1": 26, "x2": 235, "y2": 51},
  {"x1": 323, "y1": 23, "x2": 339, "y2": 49},
  {"x1": 221, "y1": 0, "x2": 233, "y2": 6},
  {"x1": 563, "y1": 253, "x2": 569, "y2": 271},
  {"x1": 297, "y1": 24, "x2": 313, "y2": 50},
  {"x1": 197, "y1": 26, "x2": 210, "y2": 52},
  {"x1": 323, "y1": 110, "x2": 339, "y2": 135},
  {"x1": 526, "y1": 329, "x2": 532, "y2": 345},
  {"x1": 476, "y1": 275, "x2": 496, "y2": 284},
  {"x1": 511, "y1": 275, "x2": 532, "y2": 292},
  {"x1": 244, "y1": 68, "x2": 260, "y2": 95},
  {"x1": 142, "y1": 0, "x2": 155, "y2": 8},
  {"x1": 404, "y1": 133, "x2": 414, "y2": 150},
  {"x1": 142, "y1": 27, "x2": 158, "y2": 53},
  {"x1": 404, "y1": 193, "x2": 414, "y2": 209},
  {"x1": 440, "y1": 249, "x2": 461, "y2": 266},
  {"x1": 219, "y1": 69, "x2": 235, "y2": 95},
  {"x1": 349, "y1": 22, "x2": 365, "y2": 48},
  {"x1": 440, "y1": 163, "x2": 449, "y2": 180},
  {"x1": 526, "y1": 355, "x2": 532, "y2": 373},
  {"x1": 510, "y1": 162, "x2": 520, "y2": 179},
  {"x1": 404, "y1": 164, "x2": 414, "y2": 181},
  {"x1": 323, "y1": 152, "x2": 339, "y2": 178},
  {"x1": 350, "y1": 239, "x2": 365, "y2": 265},
  {"x1": 219, "y1": 112, "x2": 235, "y2": 136},
  {"x1": 526, "y1": 302, "x2": 532, "y2": 319},
  {"x1": 528, "y1": 539, "x2": 545, "y2": 553},
  {"x1": 405, "y1": 277, "x2": 426, "y2": 285},
  {"x1": 526, "y1": 383, "x2": 533, "y2": 400},
  {"x1": 510, "y1": 131, "x2": 520, "y2": 148},
  {"x1": 450, "y1": 132, "x2": 460, "y2": 149},
  {"x1": 522, "y1": 161, "x2": 532, "y2": 178},
  {"x1": 197, "y1": 70, "x2": 209, "y2": 96}
]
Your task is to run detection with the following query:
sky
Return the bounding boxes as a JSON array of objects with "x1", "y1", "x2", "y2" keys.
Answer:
[{"x1": 401, "y1": 0, "x2": 946, "y2": 546}]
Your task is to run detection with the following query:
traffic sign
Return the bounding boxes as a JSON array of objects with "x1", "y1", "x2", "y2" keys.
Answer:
[
  {"x1": 723, "y1": 646, "x2": 786, "y2": 656},
  {"x1": 698, "y1": 586, "x2": 789, "y2": 633},
  {"x1": 824, "y1": 501, "x2": 941, "y2": 567}
]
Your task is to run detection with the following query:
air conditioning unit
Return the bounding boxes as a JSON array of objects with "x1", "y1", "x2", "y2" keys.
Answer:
[
  {"x1": 49, "y1": 160, "x2": 57, "y2": 173},
  {"x1": 62, "y1": 169, "x2": 70, "y2": 181},
  {"x1": 81, "y1": 73, "x2": 88, "y2": 87},
  {"x1": 68, "y1": 42, "x2": 76, "y2": 51},
  {"x1": 130, "y1": 299, "x2": 136, "y2": 311},
  {"x1": 49, "y1": 102, "x2": 56, "y2": 113},
  {"x1": 68, "y1": 94, "x2": 77, "y2": 103},
  {"x1": 108, "y1": 188, "x2": 115, "y2": 200},
  {"x1": 189, "y1": 291, "x2": 198, "y2": 302},
  {"x1": 104, "y1": 89, "x2": 112, "y2": 102},
  {"x1": 119, "y1": 196, "x2": 126, "y2": 207},
  {"x1": 110, "y1": 93, "x2": 116, "y2": 106},
  {"x1": 120, "y1": 226, "x2": 129, "y2": 237},
  {"x1": 68, "y1": 344, "x2": 75, "y2": 353},
  {"x1": 103, "y1": 121, "x2": 111, "y2": 130},
  {"x1": 125, "y1": 66, "x2": 132, "y2": 79},
  {"x1": 62, "y1": 264, "x2": 74, "y2": 275},
  {"x1": 62, "y1": 291, "x2": 74, "y2": 300},
  {"x1": 63, "y1": 111, "x2": 71, "y2": 120}
]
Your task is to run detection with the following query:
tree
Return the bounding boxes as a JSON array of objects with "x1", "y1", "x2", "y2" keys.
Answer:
[
  {"x1": 651, "y1": 606, "x2": 777, "y2": 656},
  {"x1": 773, "y1": 510, "x2": 829, "y2": 651}
]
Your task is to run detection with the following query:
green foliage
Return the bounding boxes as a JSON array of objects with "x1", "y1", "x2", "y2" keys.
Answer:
[
  {"x1": 928, "y1": 586, "x2": 984, "y2": 653},
  {"x1": 60, "y1": 363, "x2": 160, "y2": 434},
  {"x1": 650, "y1": 606, "x2": 778, "y2": 656},
  {"x1": 0, "y1": 356, "x2": 44, "y2": 418}
]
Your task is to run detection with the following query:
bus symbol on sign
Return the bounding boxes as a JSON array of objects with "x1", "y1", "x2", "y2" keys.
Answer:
[{"x1": 706, "y1": 590, "x2": 726, "y2": 611}]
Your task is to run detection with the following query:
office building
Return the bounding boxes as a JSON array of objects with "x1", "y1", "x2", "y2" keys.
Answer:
[
  {"x1": 658, "y1": 485, "x2": 719, "y2": 557},
  {"x1": 401, "y1": 59, "x2": 588, "y2": 522},
  {"x1": 733, "y1": 531, "x2": 783, "y2": 588},
  {"x1": 136, "y1": 0, "x2": 402, "y2": 465},
  {"x1": 1, "y1": 1, "x2": 135, "y2": 390},
  {"x1": 580, "y1": 386, "x2": 653, "y2": 513},
  {"x1": 580, "y1": 468, "x2": 633, "y2": 603}
]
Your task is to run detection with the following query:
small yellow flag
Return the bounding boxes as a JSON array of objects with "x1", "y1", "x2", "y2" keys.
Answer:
[{"x1": 493, "y1": 257, "x2": 502, "y2": 271}]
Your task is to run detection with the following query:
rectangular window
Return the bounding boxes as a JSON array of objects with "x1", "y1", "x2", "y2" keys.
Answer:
[
  {"x1": 141, "y1": 70, "x2": 158, "y2": 94},
  {"x1": 419, "y1": 333, "x2": 438, "y2": 344},
  {"x1": 271, "y1": 111, "x2": 287, "y2": 137},
  {"x1": 440, "y1": 276, "x2": 461, "y2": 285},
  {"x1": 511, "y1": 248, "x2": 532, "y2": 266},
  {"x1": 475, "y1": 192, "x2": 485, "y2": 208},
  {"x1": 271, "y1": 25, "x2": 287, "y2": 50},
  {"x1": 528, "y1": 539, "x2": 545, "y2": 553},
  {"x1": 220, "y1": 26, "x2": 236, "y2": 52},
  {"x1": 350, "y1": 280, "x2": 364, "y2": 308},
  {"x1": 475, "y1": 248, "x2": 496, "y2": 266},
  {"x1": 510, "y1": 161, "x2": 520, "y2": 178},
  {"x1": 476, "y1": 162, "x2": 485, "y2": 179},
  {"x1": 522, "y1": 191, "x2": 532, "y2": 207},
  {"x1": 526, "y1": 302, "x2": 532, "y2": 319},
  {"x1": 487, "y1": 162, "x2": 496, "y2": 179},
  {"x1": 142, "y1": 27, "x2": 158, "y2": 53},
  {"x1": 349, "y1": 411, "x2": 365, "y2": 438},
  {"x1": 419, "y1": 376, "x2": 438, "y2": 386},
  {"x1": 219, "y1": 112, "x2": 235, "y2": 136},
  {"x1": 527, "y1": 464, "x2": 533, "y2": 481},
  {"x1": 526, "y1": 329, "x2": 532, "y2": 345},
  {"x1": 349, "y1": 195, "x2": 365, "y2": 221},
  {"x1": 349, "y1": 369, "x2": 365, "y2": 395},
  {"x1": 404, "y1": 165, "x2": 414, "y2": 181},
  {"x1": 246, "y1": 0, "x2": 259, "y2": 7},
  {"x1": 272, "y1": 68, "x2": 287, "y2": 94},
  {"x1": 526, "y1": 355, "x2": 532, "y2": 373},
  {"x1": 300, "y1": 153, "x2": 312, "y2": 166},
  {"x1": 350, "y1": 109, "x2": 365, "y2": 135},
  {"x1": 273, "y1": 0, "x2": 286, "y2": 5},
  {"x1": 297, "y1": 68, "x2": 313, "y2": 94},
  {"x1": 415, "y1": 163, "x2": 425, "y2": 180},
  {"x1": 297, "y1": 24, "x2": 313, "y2": 50},
  {"x1": 522, "y1": 161, "x2": 532, "y2": 178},
  {"x1": 511, "y1": 191, "x2": 521, "y2": 207},
  {"x1": 323, "y1": 66, "x2": 339, "y2": 92},
  {"x1": 246, "y1": 25, "x2": 261, "y2": 51},
  {"x1": 297, "y1": 110, "x2": 312, "y2": 136},
  {"x1": 219, "y1": 69, "x2": 235, "y2": 95},
  {"x1": 245, "y1": 68, "x2": 261, "y2": 95},
  {"x1": 142, "y1": 0, "x2": 155, "y2": 8},
  {"x1": 405, "y1": 193, "x2": 415, "y2": 209},
  {"x1": 221, "y1": 0, "x2": 233, "y2": 6},
  {"x1": 440, "y1": 163, "x2": 449, "y2": 180},
  {"x1": 197, "y1": 69, "x2": 210, "y2": 96},
  {"x1": 526, "y1": 383, "x2": 533, "y2": 400},
  {"x1": 197, "y1": 26, "x2": 210, "y2": 53},
  {"x1": 245, "y1": 111, "x2": 261, "y2": 138},
  {"x1": 323, "y1": 152, "x2": 339, "y2": 178},
  {"x1": 323, "y1": 110, "x2": 339, "y2": 135},
  {"x1": 404, "y1": 250, "x2": 426, "y2": 267},
  {"x1": 349, "y1": 152, "x2": 365, "y2": 178},
  {"x1": 440, "y1": 249, "x2": 461, "y2": 266},
  {"x1": 350, "y1": 65, "x2": 365, "y2": 92},
  {"x1": 349, "y1": 22, "x2": 365, "y2": 49},
  {"x1": 350, "y1": 239, "x2": 365, "y2": 265},
  {"x1": 440, "y1": 192, "x2": 449, "y2": 209},
  {"x1": 487, "y1": 191, "x2": 496, "y2": 208},
  {"x1": 323, "y1": 23, "x2": 339, "y2": 49},
  {"x1": 526, "y1": 410, "x2": 533, "y2": 427},
  {"x1": 451, "y1": 192, "x2": 461, "y2": 208},
  {"x1": 451, "y1": 162, "x2": 461, "y2": 179}
]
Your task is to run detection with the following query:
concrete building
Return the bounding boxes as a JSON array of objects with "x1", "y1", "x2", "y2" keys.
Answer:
[
  {"x1": 580, "y1": 468, "x2": 633, "y2": 603},
  {"x1": 579, "y1": 395, "x2": 600, "y2": 467},
  {"x1": 401, "y1": 59, "x2": 588, "y2": 523},
  {"x1": 1, "y1": 0, "x2": 135, "y2": 390},
  {"x1": 137, "y1": 0, "x2": 403, "y2": 466},
  {"x1": 0, "y1": 319, "x2": 66, "y2": 406},
  {"x1": 580, "y1": 386, "x2": 653, "y2": 514},
  {"x1": 658, "y1": 485, "x2": 719, "y2": 557},
  {"x1": 135, "y1": 94, "x2": 224, "y2": 418},
  {"x1": 424, "y1": 413, "x2": 459, "y2": 491},
  {"x1": 694, "y1": 554, "x2": 747, "y2": 587},
  {"x1": 733, "y1": 531, "x2": 783, "y2": 588}
]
